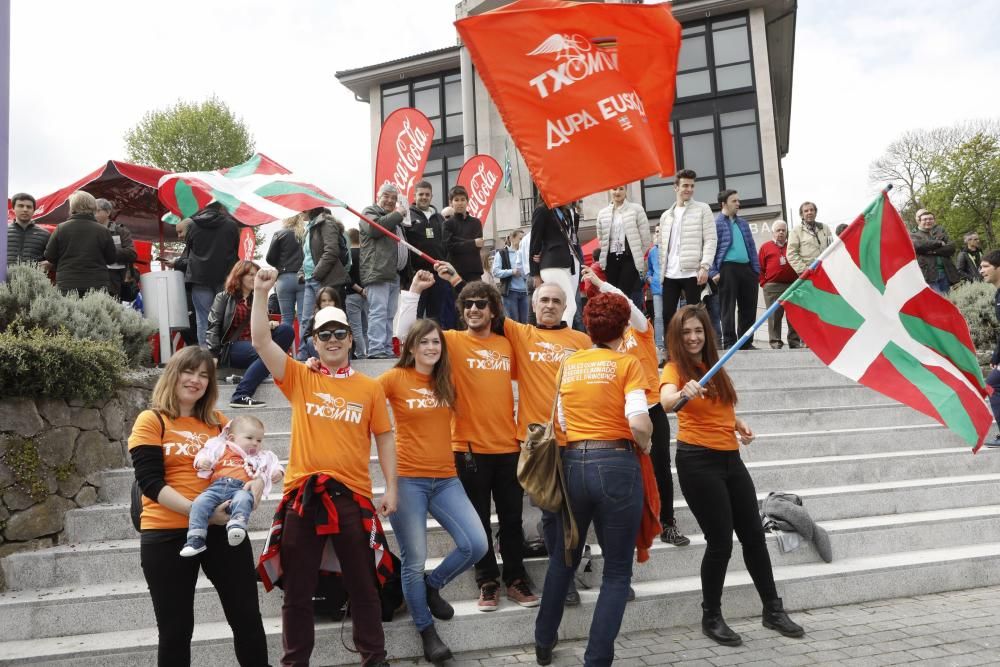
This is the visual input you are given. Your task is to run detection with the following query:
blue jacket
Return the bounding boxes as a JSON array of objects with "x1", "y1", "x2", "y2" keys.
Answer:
[
  {"x1": 646, "y1": 245, "x2": 662, "y2": 296},
  {"x1": 711, "y1": 212, "x2": 759, "y2": 278}
]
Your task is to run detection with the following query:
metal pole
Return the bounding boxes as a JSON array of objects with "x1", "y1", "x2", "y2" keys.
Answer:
[
  {"x1": 671, "y1": 185, "x2": 892, "y2": 411},
  {"x1": 0, "y1": 0, "x2": 9, "y2": 283}
]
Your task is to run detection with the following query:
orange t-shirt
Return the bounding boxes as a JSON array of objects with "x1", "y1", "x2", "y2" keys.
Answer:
[
  {"x1": 618, "y1": 323, "x2": 659, "y2": 404},
  {"x1": 213, "y1": 445, "x2": 254, "y2": 483},
  {"x1": 127, "y1": 410, "x2": 228, "y2": 530},
  {"x1": 504, "y1": 318, "x2": 591, "y2": 442},
  {"x1": 560, "y1": 348, "x2": 647, "y2": 443},
  {"x1": 445, "y1": 329, "x2": 518, "y2": 454},
  {"x1": 379, "y1": 367, "x2": 455, "y2": 478},
  {"x1": 276, "y1": 360, "x2": 393, "y2": 497},
  {"x1": 659, "y1": 362, "x2": 738, "y2": 451}
]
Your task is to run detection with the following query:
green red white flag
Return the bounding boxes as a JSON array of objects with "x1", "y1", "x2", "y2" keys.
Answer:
[
  {"x1": 779, "y1": 192, "x2": 993, "y2": 451},
  {"x1": 158, "y1": 153, "x2": 344, "y2": 226}
]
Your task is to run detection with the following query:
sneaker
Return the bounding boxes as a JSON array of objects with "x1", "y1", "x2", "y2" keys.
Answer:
[
  {"x1": 225, "y1": 374, "x2": 243, "y2": 384},
  {"x1": 180, "y1": 537, "x2": 206, "y2": 557},
  {"x1": 228, "y1": 525, "x2": 247, "y2": 546},
  {"x1": 661, "y1": 522, "x2": 691, "y2": 547},
  {"x1": 477, "y1": 582, "x2": 499, "y2": 612},
  {"x1": 506, "y1": 578, "x2": 539, "y2": 607},
  {"x1": 229, "y1": 395, "x2": 266, "y2": 408},
  {"x1": 984, "y1": 434, "x2": 1000, "y2": 448}
]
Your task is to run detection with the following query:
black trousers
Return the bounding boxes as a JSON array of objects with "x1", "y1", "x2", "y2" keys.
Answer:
[
  {"x1": 718, "y1": 261, "x2": 759, "y2": 349},
  {"x1": 675, "y1": 444, "x2": 778, "y2": 611},
  {"x1": 456, "y1": 451, "x2": 527, "y2": 587},
  {"x1": 648, "y1": 403, "x2": 675, "y2": 524},
  {"x1": 605, "y1": 248, "x2": 643, "y2": 308},
  {"x1": 662, "y1": 276, "x2": 702, "y2": 331},
  {"x1": 139, "y1": 526, "x2": 269, "y2": 666}
]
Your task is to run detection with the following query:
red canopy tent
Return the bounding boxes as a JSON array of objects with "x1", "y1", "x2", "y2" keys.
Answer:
[{"x1": 10, "y1": 160, "x2": 176, "y2": 272}]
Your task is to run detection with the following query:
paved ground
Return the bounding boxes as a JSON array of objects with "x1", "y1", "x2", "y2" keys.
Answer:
[{"x1": 398, "y1": 585, "x2": 1000, "y2": 666}]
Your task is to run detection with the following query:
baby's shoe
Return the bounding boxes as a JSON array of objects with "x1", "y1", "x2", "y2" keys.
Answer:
[
  {"x1": 228, "y1": 518, "x2": 248, "y2": 546},
  {"x1": 180, "y1": 536, "x2": 206, "y2": 557}
]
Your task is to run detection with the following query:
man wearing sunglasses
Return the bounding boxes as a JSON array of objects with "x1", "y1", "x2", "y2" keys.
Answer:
[
  {"x1": 396, "y1": 268, "x2": 538, "y2": 612},
  {"x1": 249, "y1": 268, "x2": 398, "y2": 666}
]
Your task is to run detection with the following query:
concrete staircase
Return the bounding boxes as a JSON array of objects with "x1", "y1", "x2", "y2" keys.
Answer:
[{"x1": 2, "y1": 349, "x2": 1000, "y2": 665}]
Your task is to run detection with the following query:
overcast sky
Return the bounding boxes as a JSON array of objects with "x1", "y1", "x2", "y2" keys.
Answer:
[{"x1": 10, "y1": 0, "x2": 1000, "y2": 232}]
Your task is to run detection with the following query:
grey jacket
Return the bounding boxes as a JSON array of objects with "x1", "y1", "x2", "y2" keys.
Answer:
[
  {"x1": 596, "y1": 201, "x2": 651, "y2": 276},
  {"x1": 761, "y1": 492, "x2": 832, "y2": 563},
  {"x1": 359, "y1": 204, "x2": 405, "y2": 285}
]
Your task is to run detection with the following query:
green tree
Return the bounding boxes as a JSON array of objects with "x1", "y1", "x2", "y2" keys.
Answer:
[
  {"x1": 124, "y1": 96, "x2": 255, "y2": 172},
  {"x1": 922, "y1": 133, "x2": 1000, "y2": 249}
]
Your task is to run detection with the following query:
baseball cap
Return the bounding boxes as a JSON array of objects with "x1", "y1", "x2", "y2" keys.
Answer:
[{"x1": 313, "y1": 306, "x2": 350, "y2": 331}]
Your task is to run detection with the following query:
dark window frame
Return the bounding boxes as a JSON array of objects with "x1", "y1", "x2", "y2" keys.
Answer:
[{"x1": 675, "y1": 12, "x2": 755, "y2": 102}]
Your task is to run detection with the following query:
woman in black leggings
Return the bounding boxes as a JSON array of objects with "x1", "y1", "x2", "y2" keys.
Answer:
[{"x1": 659, "y1": 305, "x2": 803, "y2": 646}]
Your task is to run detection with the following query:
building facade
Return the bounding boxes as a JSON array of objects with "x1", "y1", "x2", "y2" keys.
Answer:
[{"x1": 336, "y1": 0, "x2": 795, "y2": 249}]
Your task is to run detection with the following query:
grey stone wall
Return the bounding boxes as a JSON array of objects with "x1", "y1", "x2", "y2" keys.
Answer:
[{"x1": 0, "y1": 373, "x2": 155, "y2": 559}]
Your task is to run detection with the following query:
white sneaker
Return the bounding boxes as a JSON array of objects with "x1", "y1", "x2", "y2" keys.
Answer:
[
  {"x1": 228, "y1": 526, "x2": 247, "y2": 546},
  {"x1": 180, "y1": 543, "x2": 206, "y2": 557}
]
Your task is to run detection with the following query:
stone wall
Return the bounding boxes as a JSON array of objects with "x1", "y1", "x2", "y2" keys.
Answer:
[{"x1": 0, "y1": 373, "x2": 155, "y2": 559}]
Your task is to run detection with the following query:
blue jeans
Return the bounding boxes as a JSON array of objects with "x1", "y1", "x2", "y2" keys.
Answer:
[
  {"x1": 366, "y1": 277, "x2": 400, "y2": 357},
  {"x1": 229, "y1": 324, "x2": 295, "y2": 400},
  {"x1": 389, "y1": 476, "x2": 488, "y2": 631},
  {"x1": 535, "y1": 449, "x2": 642, "y2": 666},
  {"x1": 988, "y1": 369, "x2": 1000, "y2": 433},
  {"x1": 300, "y1": 278, "x2": 320, "y2": 334},
  {"x1": 418, "y1": 274, "x2": 458, "y2": 330},
  {"x1": 191, "y1": 285, "x2": 217, "y2": 348},
  {"x1": 502, "y1": 290, "x2": 529, "y2": 323},
  {"x1": 931, "y1": 275, "x2": 951, "y2": 295},
  {"x1": 346, "y1": 292, "x2": 368, "y2": 358},
  {"x1": 276, "y1": 272, "x2": 305, "y2": 328},
  {"x1": 186, "y1": 477, "x2": 255, "y2": 542}
]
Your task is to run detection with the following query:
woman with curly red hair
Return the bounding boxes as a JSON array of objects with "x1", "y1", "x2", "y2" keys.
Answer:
[
  {"x1": 534, "y1": 292, "x2": 653, "y2": 666},
  {"x1": 660, "y1": 305, "x2": 803, "y2": 647},
  {"x1": 207, "y1": 260, "x2": 295, "y2": 407}
]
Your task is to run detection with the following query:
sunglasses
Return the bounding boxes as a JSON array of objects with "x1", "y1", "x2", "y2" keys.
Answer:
[
  {"x1": 463, "y1": 299, "x2": 489, "y2": 310},
  {"x1": 315, "y1": 329, "x2": 350, "y2": 342}
]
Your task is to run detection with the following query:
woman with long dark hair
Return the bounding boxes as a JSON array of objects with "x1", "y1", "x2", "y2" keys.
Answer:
[
  {"x1": 379, "y1": 318, "x2": 488, "y2": 663},
  {"x1": 128, "y1": 345, "x2": 269, "y2": 665},
  {"x1": 659, "y1": 305, "x2": 803, "y2": 646},
  {"x1": 534, "y1": 292, "x2": 653, "y2": 666},
  {"x1": 207, "y1": 260, "x2": 294, "y2": 408}
]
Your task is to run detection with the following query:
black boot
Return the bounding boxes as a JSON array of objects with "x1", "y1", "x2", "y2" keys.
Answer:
[
  {"x1": 425, "y1": 574, "x2": 455, "y2": 620},
  {"x1": 535, "y1": 638, "x2": 557, "y2": 665},
  {"x1": 762, "y1": 597, "x2": 804, "y2": 637},
  {"x1": 701, "y1": 604, "x2": 742, "y2": 646},
  {"x1": 420, "y1": 625, "x2": 453, "y2": 664}
]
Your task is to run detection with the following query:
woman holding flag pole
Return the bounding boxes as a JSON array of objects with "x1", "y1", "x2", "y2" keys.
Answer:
[{"x1": 659, "y1": 305, "x2": 804, "y2": 646}]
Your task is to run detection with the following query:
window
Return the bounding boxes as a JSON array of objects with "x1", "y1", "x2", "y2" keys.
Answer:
[
  {"x1": 380, "y1": 70, "x2": 465, "y2": 207},
  {"x1": 640, "y1": 101, "x2": 764, "y2": 216},
  {"x1": 675, "y1": 14, "x2": 753, "y2": 100},
  {"x1": 380, "y1": 70, "x2": 463, "y2": 144}
]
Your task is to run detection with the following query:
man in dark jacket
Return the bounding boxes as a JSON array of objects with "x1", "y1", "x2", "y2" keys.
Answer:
[
  {"x1": 184, "y1": 202, "x2": 240, "y2": 347},
  {"x1": 444, "y1": 185, "x2": 485, "y2": 283},
  {"x1": 7, "y1": 192, "x2": 50, "y2": 270},
  {"x1": 911, "y1": 208, "x2": 960, "y2": 295},
  {"x1": 43, "y1": 191, "x2": 117, "y2": 296},
  {"x1": 979, "y1": 250, "x2": 1000, "y2": 448},
  {"x1": 710, "y1": 189, "x2": 760, "y2": 350},
  {"x1": 361, "y1": 183, "x2": 409, "y2": 358},
  {"x1": 956, "y1": 231, "x2": 983, "y2": 283},
  {"x1": 408, "y1": 180, "x2": 455, "y2": 329},
  {"x1": 95, "y1": 198, "x2": 138, "y2": 300}
]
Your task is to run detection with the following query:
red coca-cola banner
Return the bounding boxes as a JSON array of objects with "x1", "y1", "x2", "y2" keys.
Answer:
[
  {"x1": 373, "y1": 108, "x2": 435, "y2": 205},
  {"x1": 456, "y1": 154, "x2": 503, "y2": 225},
  {"x1": 239, "y1": 226, "x2": 256, "y2": 261}
]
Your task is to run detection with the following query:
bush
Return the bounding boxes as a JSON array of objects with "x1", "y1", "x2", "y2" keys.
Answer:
[
  {"x1": 0, "y1": 264, "x2": 155, "y2": 366},
  {"x1": 0, "y1": 326, "x2": 126, "y2": 402},
  {"x1": 949, "y1": 281, "x2": 998, "y2": 353}
]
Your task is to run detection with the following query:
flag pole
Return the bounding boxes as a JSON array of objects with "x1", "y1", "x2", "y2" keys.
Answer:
[
  {"x1": 672, "y1": 185, "x2": 893, "y2": 411},
  {"x1": 340, "y1": 203, "x2": 442, "y2": 267}
]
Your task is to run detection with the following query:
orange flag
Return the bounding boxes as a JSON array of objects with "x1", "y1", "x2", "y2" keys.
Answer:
[{"x1": 455, "y1": 0, "x2": 681, "y2": 207}]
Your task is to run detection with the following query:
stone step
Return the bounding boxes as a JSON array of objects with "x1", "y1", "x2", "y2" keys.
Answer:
[
  {"x1": 6, "y1": 504, "x2": 1000, "y2": 642},
  {"x1": 19, "y1": 446, "x2": 1000, "y2": 589},
  {"x1": 4, "y1": 541, "x2": 1000, "y2": 664}
]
